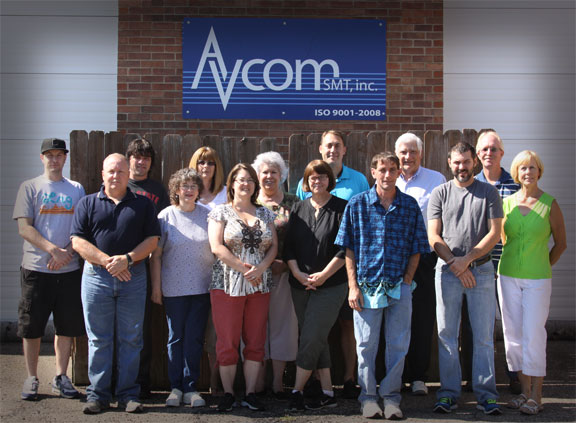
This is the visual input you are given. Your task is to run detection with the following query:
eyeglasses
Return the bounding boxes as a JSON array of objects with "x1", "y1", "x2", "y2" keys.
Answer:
[
  {"x1": 180, "y1": 184, "x2": 199, "y2": 191},
  {"x1": 480, "y1": 147, "x2": 501, "y2": 153},
  {"x1": 308, "y1": 175, "x2": 328, "y2": 183},
  {"x1": 198, "y1": 160, "x2": 216, "y2": 166},
  {"x1": 235, "y1": 178, "x2": 255, "y2": 184}
]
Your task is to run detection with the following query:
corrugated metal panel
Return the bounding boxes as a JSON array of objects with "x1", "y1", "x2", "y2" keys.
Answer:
[
  {"x1": 0, "y1": 6, "x2": 118, "y2": 322},
  {"x1": 445, "y1": 2, "x2": 575, "y2": 321}
]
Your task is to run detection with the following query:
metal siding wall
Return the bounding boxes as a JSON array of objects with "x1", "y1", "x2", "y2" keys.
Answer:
[
  {"x1": 444, "y1": 1, "x2": 575, "y2": 320},
  {"x1": 0, "y1": 1, "x2": 118, "y2": 321}
]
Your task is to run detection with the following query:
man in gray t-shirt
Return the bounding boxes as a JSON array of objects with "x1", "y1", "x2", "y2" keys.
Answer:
[
  {"x1": 13, "y1": 138, "x2": 85, "y2": 401},
  {"x1": 427, "y1": 142, "x2": 503, "y2": 415}
]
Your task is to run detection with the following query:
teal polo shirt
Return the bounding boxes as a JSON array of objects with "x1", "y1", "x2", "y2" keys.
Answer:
[{"x1": 295, "y1": 165, "x2": 370, "y2": 201}]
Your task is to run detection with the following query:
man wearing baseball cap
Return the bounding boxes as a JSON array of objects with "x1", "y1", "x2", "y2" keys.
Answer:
[{"x1": 13, "y1": 138, "x2": 86, "y2": 401}]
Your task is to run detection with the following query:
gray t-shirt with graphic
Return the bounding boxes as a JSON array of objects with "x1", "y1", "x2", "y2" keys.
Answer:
[{"x1": 13, "y1": 175, "x2": 85, "y2": 273}]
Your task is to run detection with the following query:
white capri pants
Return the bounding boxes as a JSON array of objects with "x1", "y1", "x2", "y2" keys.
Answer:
[{"x1": 497, "y1": 275, "x2": 551, "y2": 377}]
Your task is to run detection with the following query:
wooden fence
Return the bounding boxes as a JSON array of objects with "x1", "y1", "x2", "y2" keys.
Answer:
[{"x1": 69, "y1": 129, "x2": 482, "y2": 389}]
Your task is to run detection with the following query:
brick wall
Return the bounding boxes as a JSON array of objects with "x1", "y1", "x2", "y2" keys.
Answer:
[{"x1": 118, "y1": 0, "x2": 443, "y2": 152}]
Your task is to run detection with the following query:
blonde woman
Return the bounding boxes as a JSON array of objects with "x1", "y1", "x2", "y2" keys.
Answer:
[{"x1": 498, "y1": 150, "x2": 566, "y2": 415}]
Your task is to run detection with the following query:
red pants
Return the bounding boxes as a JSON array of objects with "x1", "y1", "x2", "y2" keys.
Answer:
[{"x1": 210, "y1": 289, "x2": 270, "y2": 366}]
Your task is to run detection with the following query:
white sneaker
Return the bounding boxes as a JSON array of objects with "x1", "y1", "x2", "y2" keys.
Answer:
[
  {"x1": 183, "y1": 391, "x2": 205, "y2": 407},
  {"x1": 411, "y1": 380, "x2": 428, "y2": 396},
  {"x1": 384, "y1": 403, "x2": 403, "y2": 420},
  {"x1": 165, "y1": 388, "x2": 182, "y2": 407},
  {"x1": 361, "y1": 400, "x2": 383, "y2": 419}
]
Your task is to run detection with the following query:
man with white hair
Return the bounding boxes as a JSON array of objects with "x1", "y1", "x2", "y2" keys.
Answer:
[
  {"x1": 474, "y1": 129, "x2": 521, "y2": 394},
  {"x1": 394, "y1": 133, "x2": 446, "y2": 396}
]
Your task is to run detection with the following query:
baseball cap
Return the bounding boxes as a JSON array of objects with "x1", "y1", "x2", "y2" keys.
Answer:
[{"x1": 41, "y1": 138, "x2": 69, "y2": 154}]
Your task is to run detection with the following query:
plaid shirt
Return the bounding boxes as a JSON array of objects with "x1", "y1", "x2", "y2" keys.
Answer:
[
  {"x1": 335, "y1": 186, "x2": 429, "y2": 308},
  {"x1": 476, "y1": 168, "x2": 520, "y2": 270}
]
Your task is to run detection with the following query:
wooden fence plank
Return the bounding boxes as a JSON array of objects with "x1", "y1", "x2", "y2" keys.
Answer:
[
  {"x1": 182, "y1": 134, "x2": 202, "y2": 168},
  {"x1": 238, "y1": 137, "x2": 260, "y2": 166},
  {"x1": 345, "y1": 131, "x2": 369, "y2": 179},
  {"x1": 423, "y1": 130, "x2": 447, "y2": 179},
  {"x1": 70, "y1": 130, "x2": 89, "y2": 192},
  {"x1": 162, "y1": 134, "x2": 183, "y2": 187},
  {"x1": 366, "y1": 131, "x2": 388, "y2": 184},
  {"x1": 221, "y1": 137, "x2": 238, "y2": 177},
  {"x1": 104, "y1": 131, "x2": 126, "y2": 158},
  {"x1": 259, "y1": 137, "x2": 276, "y2": 153},
  {"x1": 87, "y1": 131, "x2": 105, "y2": 194},
  {"x1": 288, "y1": 134, "x2": 307, "y2": 192}
]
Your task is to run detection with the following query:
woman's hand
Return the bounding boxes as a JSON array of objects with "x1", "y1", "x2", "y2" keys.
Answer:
[
  {"x1": 307, "y1": 271, "x2": 327, "y2": 290},
  {"x1": 244, "y1": 263, "x2": 264, "y2": 286}
]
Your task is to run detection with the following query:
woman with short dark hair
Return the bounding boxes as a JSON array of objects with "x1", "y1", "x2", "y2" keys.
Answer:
[
  {"x1": 150, "y1": 168, "x2": 213, "y2": 408},
  {"x1": 284, "y1": 160, "x2": 348, "y2": 411}
]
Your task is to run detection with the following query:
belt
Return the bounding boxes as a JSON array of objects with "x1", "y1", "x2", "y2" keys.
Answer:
[{"x1": 469, "y1": 255, "x2": 491, "y2": 268}]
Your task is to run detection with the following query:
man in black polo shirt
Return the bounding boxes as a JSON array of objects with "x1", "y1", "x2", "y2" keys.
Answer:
[
  {"x1": 71, "y1": 153, "x2": 160, "y2": 414},
  {"x1": 125, "y1": 138, "x2": 169, "y2": 398}
]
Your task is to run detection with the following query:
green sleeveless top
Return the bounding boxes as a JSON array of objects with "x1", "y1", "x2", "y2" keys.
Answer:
[{"x1": 498, "y1": 192, "x2": 554, "y2": 279}]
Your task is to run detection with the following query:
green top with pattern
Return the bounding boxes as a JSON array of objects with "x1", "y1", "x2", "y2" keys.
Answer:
[{"x1": 498, "y1": 192, "x2": 554, "y2": 279}]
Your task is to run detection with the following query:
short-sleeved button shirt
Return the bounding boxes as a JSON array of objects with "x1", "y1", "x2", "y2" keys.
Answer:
[{"x1": 335, "y1": 186, "x2": 429, "y2": 308}]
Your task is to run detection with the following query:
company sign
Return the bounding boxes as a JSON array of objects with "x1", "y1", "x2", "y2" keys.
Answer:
[{"x1": 183, "y1": 18, "x2": 386, "y2": 120}]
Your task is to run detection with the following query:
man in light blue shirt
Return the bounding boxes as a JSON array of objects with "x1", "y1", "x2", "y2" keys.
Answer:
[
  {"x1": 295, "y1": 130, "x2": 369, "y2": 398},
  {"x1": 295, "y1": 130, "x2": 369, "y2": 201},
  {"x1": 395, "y1": 133, "x2": 446, "y2": 397}
]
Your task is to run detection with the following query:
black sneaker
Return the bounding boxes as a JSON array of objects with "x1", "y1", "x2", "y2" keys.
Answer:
[
  {"x1": 303, "y1": 378, "x2": 322, "y2": 398},
  {"x1": 217, "y1": 393, "x2": 235, "y2": 412},
  {"x1": 287, "y1": 391, "x2": 305, "y2": 411},
  {"x1": 241, "y1": 392, "x2": 265, "y2": 411},
  {"x1": 342, "y1": 379, "x2": 360, "y2": 399},
  {"x1": 305, "y1": 394, "x2": 337, "y2": 410}
]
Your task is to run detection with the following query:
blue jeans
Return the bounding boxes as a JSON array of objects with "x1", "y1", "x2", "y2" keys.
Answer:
[
  {"x1": 435, "y1": 260, "x2": 498, "y2": 403},
  {"x1": 164, "y1": 294, "x2": 210, "y2": 392},
  {"x1": 81, "y1": 262, "x2": 147, "y2": 404},
  {"x1": 354, "y1": 283, "x2": 412, "y2": 406}
]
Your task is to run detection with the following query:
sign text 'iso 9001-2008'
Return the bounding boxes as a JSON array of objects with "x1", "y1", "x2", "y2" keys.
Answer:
[{"x1": 182, "y1": 18, "x2": 386, "y2": 121}]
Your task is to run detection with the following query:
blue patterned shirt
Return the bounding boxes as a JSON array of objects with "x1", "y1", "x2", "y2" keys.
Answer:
[
  {"x1": 335, "y1": 186, "x2": 429, "y2": 309},
  {"x1": 475, "y1": 167, "x2": 520, "y2": 270}
]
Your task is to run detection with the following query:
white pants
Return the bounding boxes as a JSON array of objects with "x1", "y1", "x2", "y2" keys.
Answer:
[{"x1": 497, "y1": 275, "x2": 551, "y2": 377}]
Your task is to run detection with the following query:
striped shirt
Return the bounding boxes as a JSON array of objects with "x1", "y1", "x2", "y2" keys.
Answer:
[{"x1": 475, "y1": 168, "x2": 520, "y2": 270}]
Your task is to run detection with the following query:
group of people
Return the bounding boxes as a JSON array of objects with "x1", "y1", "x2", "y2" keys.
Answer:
[{"x1": 14, "y1": 129, "x2": 566, "y2": 418}]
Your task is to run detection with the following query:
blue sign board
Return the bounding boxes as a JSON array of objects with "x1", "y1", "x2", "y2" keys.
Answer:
[{"x1": 183, "y1": 18, "x2": 386, "y2": 120}]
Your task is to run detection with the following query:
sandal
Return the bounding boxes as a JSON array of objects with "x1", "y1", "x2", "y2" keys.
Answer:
[
  {"x1": 520, "y1": 399, "x2": 543, "y2": 415},
  {"x1": 507, "y1": 393, "x2": 527, "y2": 409}
]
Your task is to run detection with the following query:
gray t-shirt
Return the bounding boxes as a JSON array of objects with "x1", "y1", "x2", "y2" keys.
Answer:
[
  {"x1": 428, "y1": 179, "x2": 503, "y2": 257},
  {"x1": 157, "y1": 205, "x2": 214, "y2": 297},
  {"x1": 13, "y1": 175, "x2": 85, "y2": 273}
]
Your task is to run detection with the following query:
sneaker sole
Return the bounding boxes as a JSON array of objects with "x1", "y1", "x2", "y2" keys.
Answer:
[
  {"x1": 21, "y1": 394, "x2": 38, "y2": 401},
  {"x1": 305, "y1": 403, "x2": 338, "y2": 410},
  {"x1": 433, "y1": 404, "x2": 457, "y2": 413},
  {"x1": 190, "y1": 400, "x2": 206, "y2": 407},
  {"x1": 241, "y1": 401, "x2": 264, "y2": 411},
  {"x1": 476, "y1": 404, "x2": 502, "y2": 415},
  {"x1": 52, "y1": 387, "x2": 79, "y2": 399}
]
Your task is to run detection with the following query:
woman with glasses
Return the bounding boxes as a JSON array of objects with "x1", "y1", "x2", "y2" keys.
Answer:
[
  {"x1": 149, "y1": 169, "x2": 213, "y2": 408},
  {"x1": 283, "y1": 160, "x2": 348, "y2": 411},
  {"x1": 188, "y1": 146, "x2": 226, "y2": 394},
  {"x1": 189, "y1": 146, "x2": 226, "y2": 210},
  {"x1": 208, "y1": 163, "x2": 278, "y2": 412}
]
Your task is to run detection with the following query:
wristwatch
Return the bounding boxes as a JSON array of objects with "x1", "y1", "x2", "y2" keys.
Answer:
[{"x1": 125, "y1": 253, "x2": 133, "y2": 268}]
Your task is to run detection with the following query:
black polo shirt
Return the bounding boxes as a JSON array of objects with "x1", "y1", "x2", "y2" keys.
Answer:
[{"x1": 70, "y1": 185, "x2": 160, "y2": 256}]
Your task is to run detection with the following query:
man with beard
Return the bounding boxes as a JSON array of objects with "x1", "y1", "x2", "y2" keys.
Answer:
[{"x1": 427, "y1": 142, "x2": 503, "y2": 415}]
